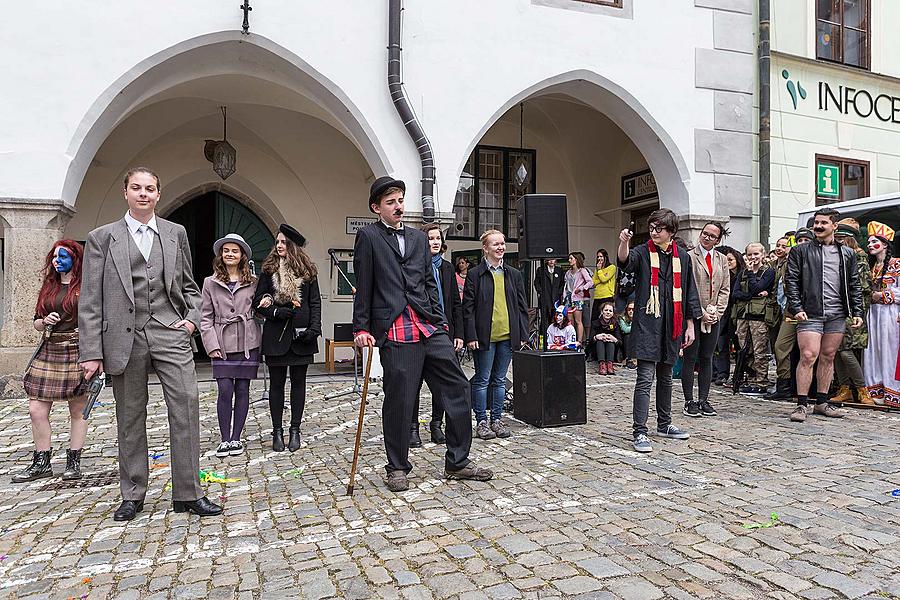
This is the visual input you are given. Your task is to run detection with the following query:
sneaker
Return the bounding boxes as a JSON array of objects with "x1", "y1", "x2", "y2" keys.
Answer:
[
  {"x1": 215, "y1": 442, "x2": 231, "y2": 458},
  {"x1": 740, "y1": 384, "x2": 765, "y2": 396},
  {"x1": 445, "y1": 462, "x2": 493, "y2": 481},
  {"x1": 229, "y1": 440, "x2": 244, "y2": 456},
  {"x1": 633, "y1": 434, "x2": 652, "y2": 453},
  {"x1": 656, "y1": 425, "x2": 690, "y2": 440},
  {"x1": 813, "y1": 403, "x2": 844, "y2": 418},
  {"x1": 490, "y1": 419, "x2": 511, "y2": 438},
  {"x1": 386, "y1": 470, "x2": 409, "y2": 492},
  {"x1": 699, "y1": 400, "x2": 718, "y2": 417},
  {"x1": 790, "y1": 405, "x2": 807, "y2": 422},
  {"x1": 475, "y1": 420, "x2": 497, "y2": 440},
  {"x1": 683, "y1": 401, "x2": 701, "y2": 417}
]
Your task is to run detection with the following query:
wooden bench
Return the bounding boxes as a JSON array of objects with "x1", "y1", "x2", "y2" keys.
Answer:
[{"x1": 325, "y1": 338, "x2": 356, "y2": 373}]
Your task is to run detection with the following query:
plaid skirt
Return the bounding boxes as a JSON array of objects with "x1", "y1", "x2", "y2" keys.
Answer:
[{"x1": 23, "y1": 331, "x2": 88, "y2": 402}]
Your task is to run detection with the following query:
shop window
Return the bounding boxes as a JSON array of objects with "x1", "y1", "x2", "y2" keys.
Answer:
[
  {"x1": 451, "y1": 146, "x2": 536, "y2": 241},
  {"x1": 816, "y1": 0, "x2": 870, "y2": 70},
  {"x1": 815, "y1": 155, "x2": 869, "y2": 206}
]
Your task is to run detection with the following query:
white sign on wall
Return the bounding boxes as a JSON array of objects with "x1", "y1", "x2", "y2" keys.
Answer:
[{"x1": 346, "y1": 216, "x2": 377, "y2": 235}]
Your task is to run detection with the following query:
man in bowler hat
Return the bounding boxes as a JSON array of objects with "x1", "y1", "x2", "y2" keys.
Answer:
[{"x1": 353, "y1": 176, "x2": 493, "y2": 492}]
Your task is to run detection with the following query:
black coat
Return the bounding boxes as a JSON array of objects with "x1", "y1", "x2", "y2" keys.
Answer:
[
  {"x1": 253, "y1": 272, "x2": 322, "y2": 358},
  {"x1": 463, "y1": 261, "x2": 530, "y2": 348},
  {"x1": 352, "y1": 222, "x2": 446, "y2": 346},
  {"x1": 437, "y1": 259, "x2": 464, "y2": 340},
  {"x1": 534, "y1": 265, "x2": 565, "y2": 313},
  {"x1": 617, "y1": 242, "x2": 702, "y2": 365}
]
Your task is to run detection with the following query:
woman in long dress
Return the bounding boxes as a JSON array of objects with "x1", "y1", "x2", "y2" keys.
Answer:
[{"x1": 862, "y1": 221, "x2": 900, "y2": 408}]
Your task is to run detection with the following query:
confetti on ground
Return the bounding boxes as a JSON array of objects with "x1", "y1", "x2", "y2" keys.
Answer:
[
  {"x1": 149, "y1": 452, "x2": 165, "y2": 460},
  {"x1": 82, "y1": 577, "x2": 92, "y2": 584},
  {"x1": 742, "y1": 512, "x2": 780, "y2": 529},
  {"x1": 283, "y1": 467, "x2": 305, "y2": 478},
  {"x1": 164, "y1": 482, "x2": 172, "y2": 491},
  {"x1": 199, "y1": 469, "x2": 240, "y2": 484},
  {"x1": 151, "y1": 462, "x2": 168, "y2": 469},
  {"x1": 891, "y1": 488, "x2": 900, "y2": 497},
  {"x1": 0, "y1": 555, "x2": 7, "y2": 561}
]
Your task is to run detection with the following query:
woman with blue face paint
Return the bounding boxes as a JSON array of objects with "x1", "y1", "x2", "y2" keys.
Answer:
[{"x1": 14, "y1": 241, "x2": 90, "y2": 483}]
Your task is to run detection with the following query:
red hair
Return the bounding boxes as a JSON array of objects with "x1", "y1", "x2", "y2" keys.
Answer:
[{"x1": 35, "y1": 240, "x2": 83, "y2": 319}]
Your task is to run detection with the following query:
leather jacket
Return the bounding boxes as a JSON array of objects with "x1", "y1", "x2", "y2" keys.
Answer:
[{"x1": 784, "y1": 239, "x2": 863, "y2": 319}]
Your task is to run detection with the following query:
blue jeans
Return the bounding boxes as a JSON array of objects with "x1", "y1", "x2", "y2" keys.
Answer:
[{"x1": 471, "y1": 340, "x2": 513, "y2": 423}]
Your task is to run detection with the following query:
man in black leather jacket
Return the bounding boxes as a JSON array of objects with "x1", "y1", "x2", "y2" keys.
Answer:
[{"x1": 784, "y1": 207, "x2": 864, "y2": 423}]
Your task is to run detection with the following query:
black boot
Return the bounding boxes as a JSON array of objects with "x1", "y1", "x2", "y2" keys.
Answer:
[
  {"x1": 764, "y1": 378, "x2": 792, "y2": 401},
  {"x1": 272, "y1": 428, "x2": 285, "y2": 452},
  {"x1": 288, "y1": 426, "x2": 301, "y2": 452},
  {"x1": 62, "y1": 449, "x2": 83, "y2": 481},
  {"x1": 11, "y1": 450, "x2": 53, "y2": 483},
  {"x1": 430, "y1": 421, "x2": 446, "y2": 444},
  {"x1": 409, "y1": 423, "x2": 423, "y2": 448}
]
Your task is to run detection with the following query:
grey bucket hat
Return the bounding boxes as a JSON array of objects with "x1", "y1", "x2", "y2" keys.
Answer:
[{"x1": 213, "y1": 233, "x2": 252, "y2": 258}]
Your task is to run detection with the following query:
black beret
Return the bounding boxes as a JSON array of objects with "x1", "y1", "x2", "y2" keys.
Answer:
[
  {"x1": 279, "y1": 223, "x2": 307, "y2": 247},
  {"x1": 368, "y1": 176, "x2": 405, "y2": 213}
]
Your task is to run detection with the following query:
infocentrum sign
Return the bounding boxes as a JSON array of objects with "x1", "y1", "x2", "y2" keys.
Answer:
[{"x1": 782, "y1": 69, "x2": 900, "y2": 125}]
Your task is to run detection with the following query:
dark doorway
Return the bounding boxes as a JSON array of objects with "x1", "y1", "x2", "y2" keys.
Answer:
[{"x1": 167, "y1": 191, "x2": 275, "y2": 357}]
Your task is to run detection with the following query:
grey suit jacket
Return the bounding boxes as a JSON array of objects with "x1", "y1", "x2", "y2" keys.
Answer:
[{"x1": 78, "y1": 216, "x2": 202, "y2": 376}]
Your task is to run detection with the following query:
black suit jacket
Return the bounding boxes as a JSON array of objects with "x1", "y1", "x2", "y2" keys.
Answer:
[
  {"x1": 352, "y1": 222, "x2": 446, "y2": 346},
  {"x1": 463, "y1": 261, "x2": 530, "y2": 348},
  {"x1": 437, "y1": 259, "x2": 464, "y2": 340},
  {"x1": 534, "y1": 265, "x2": 565, "y2": 313}
]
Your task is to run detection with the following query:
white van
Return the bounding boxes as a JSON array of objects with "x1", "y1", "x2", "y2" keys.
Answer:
[{"x1": 797, "y1": 193, "x2": 900, "y2": 241}]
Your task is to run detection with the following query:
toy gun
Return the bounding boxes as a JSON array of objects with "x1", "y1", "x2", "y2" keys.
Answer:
[{"x1": 81, "y1": 373, "x2": 106, "y2": 420}]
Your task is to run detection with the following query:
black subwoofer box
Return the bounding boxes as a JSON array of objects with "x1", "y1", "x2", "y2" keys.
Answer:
[{"x1": 512, "y1": 350, "x2": 586, "y2": 428}]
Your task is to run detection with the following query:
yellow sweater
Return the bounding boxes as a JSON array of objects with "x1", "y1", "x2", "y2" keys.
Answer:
[
  {"x1": 592, "y1": 265, "x2": 617, "y2": 299},
  {"x1": 490, "y1": 271, "x2": 511, "y2": 342}
]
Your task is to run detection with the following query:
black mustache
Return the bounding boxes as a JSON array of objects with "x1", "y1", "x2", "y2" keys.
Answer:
[{"x1": 813, "y1": 228, "x2": 825, "y2": 232}]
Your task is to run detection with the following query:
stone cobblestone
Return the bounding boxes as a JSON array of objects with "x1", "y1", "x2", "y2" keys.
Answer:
[{"x1": 0, "y1": 371, "x2": 898, "y2": 599}]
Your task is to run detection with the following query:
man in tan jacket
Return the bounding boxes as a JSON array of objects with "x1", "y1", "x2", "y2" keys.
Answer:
[{"x1": 681, "y1": 222, "x2": 731, "y2": 417}]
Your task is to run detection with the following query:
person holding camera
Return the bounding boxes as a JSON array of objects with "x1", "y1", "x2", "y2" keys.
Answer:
[{"x1": 254, "y1": 224, "x2": 321, "y2": 452}]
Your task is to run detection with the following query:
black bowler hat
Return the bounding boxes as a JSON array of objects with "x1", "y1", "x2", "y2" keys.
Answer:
[
  {"x1": 279, "y1": 223, "x2": 307, "y2": 247},
  {"x1": 368, "y1": 176, "x2": 405, "y2": 213}
]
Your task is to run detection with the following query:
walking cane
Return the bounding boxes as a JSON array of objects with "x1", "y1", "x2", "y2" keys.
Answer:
[{"x1": 346, "y1": 347, "x2": 374, "y2": 496}]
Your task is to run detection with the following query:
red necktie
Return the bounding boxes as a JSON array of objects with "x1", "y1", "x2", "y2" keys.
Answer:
[{"x1": 705, "y1": 252, "x2": 713, "y2": 295}]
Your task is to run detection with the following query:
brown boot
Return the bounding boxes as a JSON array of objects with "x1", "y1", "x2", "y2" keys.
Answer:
[
  {"x1": 598, "y1": 361, "x2": 607, "y2": 375},
  {"x1": 830, "y1": 385, "x2": 853, "y2": 403},
  {"x1": 856, "y1": 386, "x2": 875, "y2": 405},
  {"x1": 606, "y1": 361, "x2": 616, "y2": 375}
]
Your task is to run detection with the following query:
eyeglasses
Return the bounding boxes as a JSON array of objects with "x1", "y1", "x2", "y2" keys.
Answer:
[
  {"x1": 648, "y1": 224, "x2": 667, "y2": 234},
  {"x1": 700, "y1": 231, "x2": 719, "y2": 240}
]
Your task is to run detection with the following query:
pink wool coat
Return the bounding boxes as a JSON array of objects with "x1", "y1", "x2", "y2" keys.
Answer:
[{"x1": 200, "y1": 276, "x2": 262, "y2": 358}]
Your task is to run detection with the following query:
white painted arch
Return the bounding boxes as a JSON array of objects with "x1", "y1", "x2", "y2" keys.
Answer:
[
  {"x1": 454, "y1": 69, "x2": 692, "y2": 216},
  {"x1": 61, "y1": 31, "x2": 391, "y2": 206}
]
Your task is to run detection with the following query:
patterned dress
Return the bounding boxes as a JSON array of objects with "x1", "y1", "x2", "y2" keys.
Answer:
[{"x1": 863, "y1": 257, "x2": 900, "y2": 407}]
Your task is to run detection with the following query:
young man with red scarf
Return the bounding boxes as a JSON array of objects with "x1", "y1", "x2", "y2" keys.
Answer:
[{"x1": 617, "y1": 209, "x2": 702, "y2": 453}]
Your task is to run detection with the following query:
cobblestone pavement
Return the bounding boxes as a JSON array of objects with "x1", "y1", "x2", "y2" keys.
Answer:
[{"x1": 0, "y1": 365, "x2": 898, "y2": 600}]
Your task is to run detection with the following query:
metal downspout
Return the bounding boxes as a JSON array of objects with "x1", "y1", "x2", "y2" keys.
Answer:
[
  {"x1": 388, "y1": 0, "x2": 436, "y2": 220},
  {"x1": 759, "y1": 0, "x2": 771, "y2": 246}
]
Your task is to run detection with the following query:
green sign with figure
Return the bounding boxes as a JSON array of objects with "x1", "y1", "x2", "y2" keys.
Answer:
[{"x1": 817, "y1": 163, "x2": 840, "y2": 198}]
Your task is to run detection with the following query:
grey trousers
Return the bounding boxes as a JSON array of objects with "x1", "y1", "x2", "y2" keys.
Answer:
[
  {"x1": 633, "y1": 360, "x2": 673, "y2": 437},
  {"x1": 110, "y1": 320, "x2": 203, "y2": 502}
]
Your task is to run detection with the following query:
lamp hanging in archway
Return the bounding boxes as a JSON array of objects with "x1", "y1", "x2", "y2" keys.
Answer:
[
  {"x1": 513, "y1": 102, "x2": 529, "y2": 189},
  {"x1": 204, "y1": 106, "x2": 236, "y2": 180}
]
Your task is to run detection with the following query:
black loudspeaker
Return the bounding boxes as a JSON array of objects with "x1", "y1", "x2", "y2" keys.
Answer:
[
  {"x1": 512, "y1": 350, "x2": 586, "y2": 427},
  {"x1": 333, "y1": 323, "x2": 353, "y2": 342},
  {"x1": 516, "y1": 194, "x2": 569, "y2": 259}
]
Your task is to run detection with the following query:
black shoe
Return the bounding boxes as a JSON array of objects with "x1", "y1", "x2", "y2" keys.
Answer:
[
  {"x1": 173, "y1": 496, "x2": 223, "y2": 517},
  {"x1": 699, "y1": 400, "x2": 718, "y2": 417},
  {"x1": 272, "y1": 428, "x2": 285, "y2": 452},
  {"x1": 409, "y1": 424, "x2": 423, "y2": 448},
  {"x1": 113, "y1": 499, "x2": 144, "y2": 521},
  {"x1": 11, "y1": 450, "x2": 53, "y2": 483},
  {"x1": 740, "y1": 384, "x2": 765, "y2": 396},
  {"x1": 682, "y1": 401, "x2": 701, "y2": 417},
  {"x1": 429, "y1": 422, "x2": 446, "y2": 444},
  {"x1": 62, "y1": 448, "x2": 83, "y2": 480},
  {"x1": 764, "y1": 378, "x2": 792, "y2": 400},
  {"x1": 288, "y1": 426, "x2": 301, "y2": 453}
]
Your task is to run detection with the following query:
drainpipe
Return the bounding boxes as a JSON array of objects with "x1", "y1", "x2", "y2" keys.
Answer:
[
  {"x1": 388, "y1": 0, "x2": 436, "y2": 220},
  {"x1": 758, "y1": 0, "x2": 771, "y2": 247}
]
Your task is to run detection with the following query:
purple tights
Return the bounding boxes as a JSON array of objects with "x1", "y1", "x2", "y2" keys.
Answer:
[{"x1": 217, "y1": 378, "x2": 251, "y2": 442}]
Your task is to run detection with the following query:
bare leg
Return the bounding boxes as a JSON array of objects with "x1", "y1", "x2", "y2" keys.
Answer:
[
  {"x1": 795, "y1": 331, "x2": 822, "y2": 397},
  {"x1": 572, "y1": 309, "x2": 584, "y2": 343},
  {"x1": 28, "y1": 400, "x2": 53, "y2": 451},
  {"x1": 67, "y1": 396, "x2": 88, "y2": 450},
  {"x1": 815, "y1": 333, "x2": 843, "y2": 395}
]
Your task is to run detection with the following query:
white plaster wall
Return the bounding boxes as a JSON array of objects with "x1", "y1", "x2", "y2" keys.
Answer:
[{"x1": 1, "y1": 0, "x2": 716, "y2": 215}]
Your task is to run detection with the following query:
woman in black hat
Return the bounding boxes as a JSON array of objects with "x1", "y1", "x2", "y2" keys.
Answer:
[{"x1": 253, "y1": 224, "x2": 321, "y2": 452}]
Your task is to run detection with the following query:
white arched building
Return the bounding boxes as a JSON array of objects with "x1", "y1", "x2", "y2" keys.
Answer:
[{"x1": 0, "y1": 0, "x2": 756, "y2": 370}]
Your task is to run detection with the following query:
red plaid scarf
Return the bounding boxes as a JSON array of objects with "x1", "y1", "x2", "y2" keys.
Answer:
[{"x1": 647, "y1": 240, "x2": 683, "y2": 340}]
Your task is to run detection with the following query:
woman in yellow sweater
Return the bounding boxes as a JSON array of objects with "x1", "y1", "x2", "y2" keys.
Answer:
[{"x1": 587, "y1": 249, "x2": 617, "y2": 360}]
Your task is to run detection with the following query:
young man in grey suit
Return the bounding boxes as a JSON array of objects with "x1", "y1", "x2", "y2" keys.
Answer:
[
  {"x1": 79, "y1": 167, "x2": 222, "y2": 521},
  {"x1": 353, "y1": 176, "x2": 493, "y2": 492}
]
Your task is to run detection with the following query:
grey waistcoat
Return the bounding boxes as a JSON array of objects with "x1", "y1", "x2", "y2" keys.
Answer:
[{"x1": 129, "y1": 231, "x2": 180, "y2": 329}]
